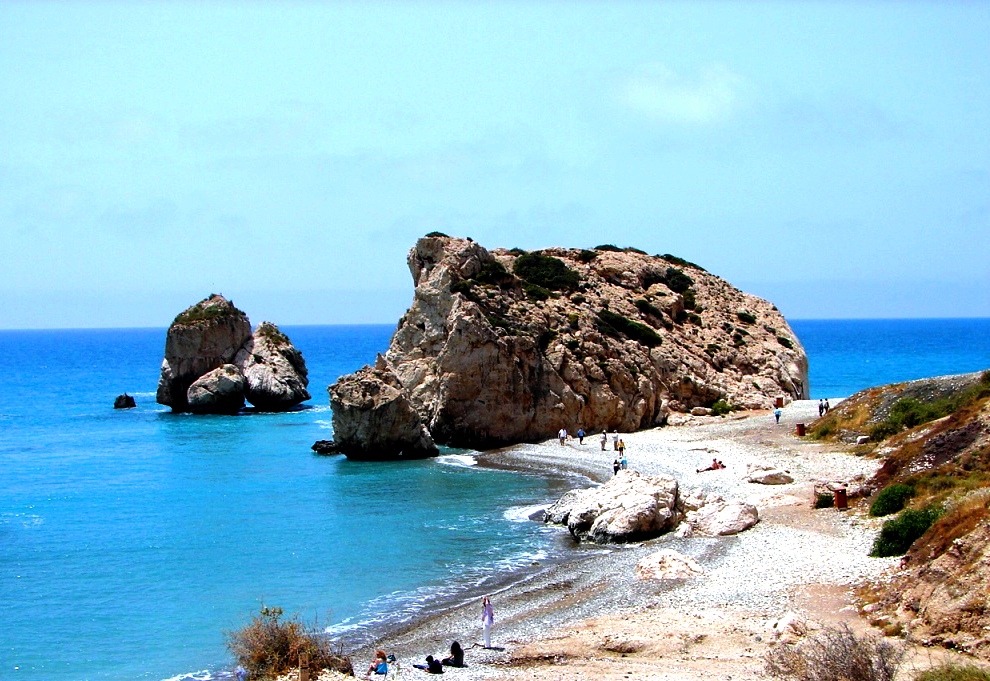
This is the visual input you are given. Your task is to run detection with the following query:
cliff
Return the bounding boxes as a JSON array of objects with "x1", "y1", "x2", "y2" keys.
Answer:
[
  {"x1": 157, "y1": 295, "x2": 310, "y2": 414},
  {"x1": 329, "y1": 235, "x2": 807, "y2": 457}
]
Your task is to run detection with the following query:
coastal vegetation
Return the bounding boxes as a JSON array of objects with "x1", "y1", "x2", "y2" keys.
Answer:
[
  {"x1": 512, "y1": 252, "x2": 581, "y2": 291},
  {"x1": 764, "y1": 623, "x2": 904, "y2": 681},
  {"x1": 172, "y1": 293, "x2": 246, "y2": 325},
  {"x1": 870, "y1": 504, "x2": 944, "y2": 557},
  {"x1": 225, "y1": 605, "x2": 352, "y2": 680},
  {"x1": 594, "y1": 309, "x2": 663, "y2": 347},
  {"x1": 869, "y1": 483, "x2": 914, "y2": 517}
]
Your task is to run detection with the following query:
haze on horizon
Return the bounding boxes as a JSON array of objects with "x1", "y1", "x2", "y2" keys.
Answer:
[{"x1": 1, "y1": 1, "x2": 987, "y2": 330}]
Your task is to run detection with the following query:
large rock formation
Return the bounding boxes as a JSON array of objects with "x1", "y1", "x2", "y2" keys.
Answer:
[
  {"x1": 329, "y1": 235, "x2": 808, "y2": 456},
  {"x1": 156, "y1": 295, "x2": 309, "y2": 414},
  {"x1": 328, "y1": 357, "x2": 438, "y2": 460}
]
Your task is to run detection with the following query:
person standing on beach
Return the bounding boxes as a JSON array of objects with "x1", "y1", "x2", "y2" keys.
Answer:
[
  {"x1": 600, "y1": 431, "x2": 607, "y2": 451},
  {"x1": 577, "y1": 428, "x2": 585, "y2": 445},
  {"x1": 774, "y1": 407, "x2": 782, "y2": 424},
  {"x1": 611, "y1": 429, "x2": 619, "y2": 451},
  {"x1": 613, "y1": 458, "x2": 621, "y2": 475},
  {"x1": 558, "y1": 428, "x2": 567, "y2": 445},
  {"x1": 482, "y1": 595, "x2": 495, "y2": 648}
]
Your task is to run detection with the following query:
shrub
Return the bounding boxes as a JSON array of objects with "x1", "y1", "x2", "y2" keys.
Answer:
[
  {"x1": 424, "y1": 231, "x2": 449, "y2": 238},
  {"x1": 687, "y1": 313, "x2": 702, "y2": 325},
  {"x1": 737, "y1": 311, "x2": 757, "y2": 324},
  {"x1": 623, "y1": 246, "x2": 648, "y2": 255},
  {"x1": 660, "y1": 253, "x2": 705, "y2": 271},
  {"x1": 870, "y1": 505, "x2": 943, "y2": 557},
  {"x1": 870, "y1": 484, "x2": 915, "y2": 517},
  {"x1": 474, "y1": 260, "x2": 515, "y2": 287},
  {"x1": 567, "y1": 312, "x2": 580, "y2": 329},
  {"x1": 565, "y1": 339, "x2": 580, "y2": 351},
  {"x1": 710, "y1": 400, "x2": 734, "y2": 416},
  {"x1": 664, "y1": 267, "x2": 694, "y2": 293},
  {"x1": 595, "y1": 309, "x2": 663, "y2": 347},
  {"x1": 765, "y1": 623, "x2": 904, "y2": 681},
  {"x1": 869, "y1": 421, "x2": 900, "y2": 442},
  {"x1": 594, "y1": 244, "x2": 622, "y2": 252},
  {"x1": 513, "y1": 252, "x2": 580, "y2": 291},
  {"x1": 634, "y1": 298, "x2": 664, "y2": 318},
  {"x1": 522, "y1": 283, "x2": 552, "y2": 301},
  {"x1": 915, "y1": 663, "x2": 990, "y2": 681},
  {"x1": 571, "y1": 293, "x2": 587, "y2": 304},
  {"x1": 577, "y1": 249, "x2": 597, "y2": 263},
  {"x1": 226, "y1": 605, "x2": 352, "y2": 680},
  {"x1": 777, "y1": 335, "x2": 795, "y2": 349},
  {"x1": 507, "y1": 247, "x2": 527, "y2": 256},
  {"x1": 682, "y1": 289, "x2": 697, "y2": 310},
  {"x1": 815, "y1": 493, "x2": 835, "y2": 509}
]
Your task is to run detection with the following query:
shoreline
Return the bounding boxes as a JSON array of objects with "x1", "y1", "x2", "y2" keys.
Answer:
[{"x1": 341, "y1": 399, "x2": 904, "y2": 681}]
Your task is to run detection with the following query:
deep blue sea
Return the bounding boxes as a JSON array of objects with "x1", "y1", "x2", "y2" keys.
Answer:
[{"x1": 1, "y1": 319, "x2": 988, "y2": 681}]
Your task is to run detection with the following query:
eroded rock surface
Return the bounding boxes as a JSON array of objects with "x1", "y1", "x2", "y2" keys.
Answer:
[
  {"x1": 157, "y1": 295, "x2": 309, "y2": 414},
  {"x1": 330, "y1": 235, "x2": 809, "y2": 455},
  {"x1": 328, "y1": 358, "x2": 438, "y2": 460}
]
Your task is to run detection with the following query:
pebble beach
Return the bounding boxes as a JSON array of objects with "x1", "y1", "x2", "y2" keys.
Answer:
[{"x1": 338, "y1": 400, "x2": 907, "y2": 681}]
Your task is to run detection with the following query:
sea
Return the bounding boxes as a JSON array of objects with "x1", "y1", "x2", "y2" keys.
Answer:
[{"x1": 1, "y1": 318, "x2": 988, "y2": 681}]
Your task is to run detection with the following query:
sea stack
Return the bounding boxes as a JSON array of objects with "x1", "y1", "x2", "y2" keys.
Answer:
[
  {"x1": 156, "y1": 294, "x2": 310, "y2": 414},
  {"x1": 329, "y1": 234, "x2": 809, "y2": 458}
]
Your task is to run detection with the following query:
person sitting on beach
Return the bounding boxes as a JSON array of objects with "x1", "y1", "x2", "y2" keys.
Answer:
[
  {"x1": 413, "y1": 655, "x2": 444, "y2": 674},
  {"x1": 366, "y1": 650, "x2": 389, "y2": 677},
  {"x1": 441, "y1": 640, "x2": 465, "y2": 667},
  {"x1": 697, "y1": 458, "x2": 724, "y2": 473}
]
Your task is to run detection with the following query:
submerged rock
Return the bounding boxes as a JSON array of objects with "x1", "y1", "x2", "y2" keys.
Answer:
[
  {"x1": 156, "y1": 295, "x2": 309, "y2": 414},
  {"x1": 330, "y1": 234, "x2": 808, "y2": 456}
]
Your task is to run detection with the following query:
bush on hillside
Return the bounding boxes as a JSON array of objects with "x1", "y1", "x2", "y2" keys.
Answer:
[
  {"x1": 870, "y1": 484, "x2": 915, "y2": 517},
  {"x1": 225, "y1": 605, "x2": 352, "y2": 680},
  {"x1": 595, "y1": 309, "x2": 663, "y2": 348},
  {"x1": 870, "y1": 505, "x2": 943, "y2": 557},
  {"x1": 664, "y1": 267, "x2": 694, "y2": 293},
  {"x1": 513, "y1": 252, "x2": 580, "y2": 291},
  {"x1": 710, "y1": 399, "x2": 734, "y2": 416},
  {"x1": 764, "y1": 623, "x2": 904, "y2": 681},
  {"x1": 594, "y1": 244, "x2": 622, "y2": 252}
]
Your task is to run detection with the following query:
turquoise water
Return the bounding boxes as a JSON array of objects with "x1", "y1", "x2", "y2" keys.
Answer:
[{"x1": 1, "y1": 319, "x2": 988, "y2": 680}]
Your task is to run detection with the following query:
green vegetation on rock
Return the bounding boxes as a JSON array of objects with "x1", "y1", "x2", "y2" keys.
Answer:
[
  {"x1": 513, "y1": 252, "x2": 580, "y2": 291},
  {"x1": 595, "y1": 309, "x2": 662, "y2": 347}
]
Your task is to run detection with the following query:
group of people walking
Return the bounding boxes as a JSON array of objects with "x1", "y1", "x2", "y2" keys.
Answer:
[{"x1": 556, "y1": 427, "x2": 629, "y2": 474}]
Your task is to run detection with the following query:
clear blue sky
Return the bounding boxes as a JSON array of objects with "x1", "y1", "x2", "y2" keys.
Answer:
[{"x1": 1, "y1": 1, "x2": 987, "y2": 329}]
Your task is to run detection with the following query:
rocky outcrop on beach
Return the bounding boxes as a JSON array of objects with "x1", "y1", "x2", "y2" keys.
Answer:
[
  {"x1": 544, "y1": 470, "x2": 680, "y2": 543},
  {"x1": 329, "y1": 234, "x2": 808, "y2": 456},
  {"x1": 156, "y1": 295, "x2": 309, "y2": 414},
  {"x1": 635, "y1": 549, "x2": 705, "y2": 581}
]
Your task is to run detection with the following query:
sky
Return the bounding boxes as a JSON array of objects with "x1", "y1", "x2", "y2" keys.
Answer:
[{"x1": 1, "y1": 1, "x2": 987, "y2": 329}]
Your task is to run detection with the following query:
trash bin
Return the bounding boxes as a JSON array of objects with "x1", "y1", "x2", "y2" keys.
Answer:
[
  {"x1": 834, "y1": 488, "x2": 848, "y2": 510},
  {"x1": 775, "y1": 397, "x2": 784, "y2": 408},
  {"x1": 796, "y1": 423, "x2": 806, "y2": 436}
]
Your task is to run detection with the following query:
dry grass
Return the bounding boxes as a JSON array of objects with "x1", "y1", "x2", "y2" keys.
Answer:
[{"x1": 764, "y1": 623, "x2": 905, "y2": 681}]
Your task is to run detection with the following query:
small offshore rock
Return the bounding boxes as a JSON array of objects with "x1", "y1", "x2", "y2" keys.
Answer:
[
  {"x1": 113, "y1": 393, "x2": 136, "y2": 409},
  {"x1": 312, "y1": 440, "x2": 342, "y2": 455}
]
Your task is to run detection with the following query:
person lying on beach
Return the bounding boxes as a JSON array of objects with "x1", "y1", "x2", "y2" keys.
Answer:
[
  {"x1": 441, "y1": 640, "x2": 465, "y2": 667},
  {"x1": 366, "y1": 650, "x2": 388, "y2": 677},
  {"x1": 413, "y1": 655, "x2": 444, "y2": 673},
  {"x1": 696, "y1": 458, "x2": 726, "y2": 473}
]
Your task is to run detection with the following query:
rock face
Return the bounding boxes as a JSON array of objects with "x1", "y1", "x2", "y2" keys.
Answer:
[
  {"x1": 156, "y1": 295, "x2": 309, "y2": 414},
  {"x1": 543, "y1": 470, "x2": 679, "y2": 543},
  {"x1": 187, "y1": 364, "x2": 246, "y2": 414},
  {"x1": 235, "y1": 321, "x2": 311, "y2": 410},
  {"x1": 328, "y1": 357, "x2": 438, "y2": 460},
  {"x1": 330, "y1": 235, "x2": 808, "y2": 455}
]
